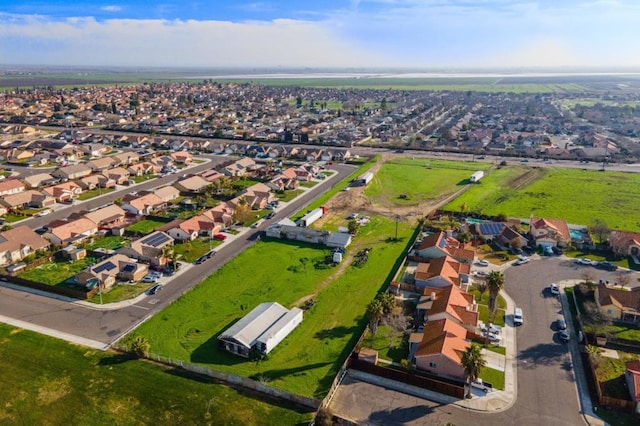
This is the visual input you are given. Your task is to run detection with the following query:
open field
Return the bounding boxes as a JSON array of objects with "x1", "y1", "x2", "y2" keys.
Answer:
[
  {"x1": 173, "y1": 238, "x2": 222, "y2": 263},
  {"x1": 443, "y1": 166, "x2": 640, "y2": 231},
  {"x1": 366, "y1": 158, "x2": 490, "y2": 209},
  {"x1": 127, "y1": 215, "x2": 414, "y2": 399},
  {"x1": 0, "y1": 324, "x2": 312, "y2": 424}
]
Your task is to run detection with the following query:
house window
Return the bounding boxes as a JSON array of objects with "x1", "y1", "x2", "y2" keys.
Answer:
[
  {"x1": 429, "y1": 362, "x2": 437, "y2": 368},
  {"x1": 607, "y1": 309, "x2": 615, "y2": 315}
]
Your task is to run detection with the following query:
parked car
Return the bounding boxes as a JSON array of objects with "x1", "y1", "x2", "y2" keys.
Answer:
[
  {"x1": 558, "y1": 330, "x2": 570, "y2": 342},
  {"x1": 205, "y1": 250, "x2": 217, "y2": 259},
  {"x1": 347, "y1": 213, "x2": 359, "y2": 220},
  {"x1": 147, "y1": 284, "x2": 163, "y2": 295},
  {"x1": 550, "y1": 283, "x2": 560, "y2": 295},
  {"x1": 552, "y1": 246, "x2": 564, "y2": 255},
  {"x1": 557, "y1": 318, "x2": 567, "y2": 330},
  {"x1": 543, "y1": 246, "x2": 554, "y2": 256},
  {"x1": 141, "y1": 275, "x2": 158, "y2": 283},
  {"x1": 213, "y1": 233, "x2": 227, "y2": 241},
  {"x1": 265, "y1": 211, "x2": 276, "y2": 219},
  {"x1": 193, "y1": 256, "x2": 207, "y2": 265},
  {"x1": 476, "y1": 259, "x2": 489, "y2": 267},
  {"x1": 596, "y1": 261, "x2": 618, "y2": 271},
  {"x1": 36, "y1": 209, "x2": 52, "y2": 217},
  {"x1": 514, "y1": 256, "x2": 530, "y2": 265}
]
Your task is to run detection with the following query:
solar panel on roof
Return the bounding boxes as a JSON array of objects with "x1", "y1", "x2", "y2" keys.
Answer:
[
  {"x1": 122, "y1": 264, "x2": 136, "y2": 273},
  {"x1": 479, "y1": 223, "x2": 504, "y2": 235},
  {"x1": 93, "y1": 261, "x2": 117, "y2": 274},
  {"x1": 142, "y1": 232, "x2": 170, "y2": 247}
]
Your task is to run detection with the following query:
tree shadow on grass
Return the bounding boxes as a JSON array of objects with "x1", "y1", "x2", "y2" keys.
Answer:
[
  {"x1": 97, "y1": 352, "x2": 134, "y2": 366},
  {"x1": 314, "y1": 325, "x2": 360, "y2": 340}
]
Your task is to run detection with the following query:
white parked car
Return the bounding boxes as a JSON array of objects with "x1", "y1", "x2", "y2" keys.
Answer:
[
  {"x1": 36, "y1": 209, "x2": 52, "y2": 217},
  {"x1": 550, "y1": 283, "x2": 560, "y2": 295},
  {"x1": 513, "y1": 256, "x2": 530, "y2": 265},
  {"x1": 142, "y1": 275, "x2": 158, "y2": 283},
  {"x1": 476, "y1": 259, "x2": 489, "y2": 267}
]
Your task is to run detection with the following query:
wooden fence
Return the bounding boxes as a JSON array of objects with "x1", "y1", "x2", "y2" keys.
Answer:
[
  {"x1": 348, "y1": 357, "x2": 465, "y2": 399},
  {"x1": 1, "y1": 274, "x2": 98, "y2": 300}
]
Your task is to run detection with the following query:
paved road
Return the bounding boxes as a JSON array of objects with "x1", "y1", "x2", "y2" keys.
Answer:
[
  {"x1": 331, "y1": 257, "x2": 627, "y2": 425},
  {"x1": 0, "y1": 162, "x2": 356, "y2": 344}
]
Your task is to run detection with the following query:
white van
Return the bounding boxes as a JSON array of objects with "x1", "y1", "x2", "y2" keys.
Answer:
[{"x1": 514, "y1": 308, "x2": 524, "y2": 326}]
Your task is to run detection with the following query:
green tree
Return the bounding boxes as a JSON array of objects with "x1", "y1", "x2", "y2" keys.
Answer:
[
  {"x1": 130, "y1": 336, "x2": 150, "y2": 358},
  {"x1": 461, "y1": 343, "x2": 486, "y2": 398},
  {"x1": 314, "y1": 407, "x2": 334, "y2": 426},
  {"x1": 366, "y1": 299, "x2": 384, "y2": 340},
  {"x1": 347, "y1": 219, "x2": 359, "y2": 235},
  {"x1": 377, "y1": 292, "x2": 396, "y2": 315},
  {"x1": 588, "y1": 219, "x2": 610, "y2": 245},
  {"x1": 486, "y1": 271, "x2": 505, "y2": 313}
]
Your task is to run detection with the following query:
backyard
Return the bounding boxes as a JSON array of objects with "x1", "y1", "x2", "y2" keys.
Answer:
[
  {"x1": 443, "y1": 166, "x2": 640, "y2": 232},
  {"x1": 125, "y1": 215, "x2": 415, "y2": 399},
  {"x1": 126, "y1": 218, "x2": 170, "y2": 235},
  {"x1": 173, "y1": 238, "x2": 222, "y2": 263},
  {"x1": 0, "y1": 323, "x2": 312, "y2": 425},
  {"x1": 18, "y1": 257, "x2": 96, "y2": 287}
]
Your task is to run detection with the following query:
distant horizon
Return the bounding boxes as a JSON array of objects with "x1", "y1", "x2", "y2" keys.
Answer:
[{"x1": 1, "y1": 1, "x2": 639, "y2": 69}]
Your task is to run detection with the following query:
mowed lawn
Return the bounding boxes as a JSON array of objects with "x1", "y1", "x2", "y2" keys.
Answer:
[
  {"x1": 366, "y1": 158, "x2": 491, "y2": 206},
  {"x1": 443, "y1": 166, "x2": 640, "y2": 231},
  {"x1": 126, "y1": 218, "x2": 168, "y2": 234},
  {"x1": 0, "y1": 324, "x2": 312, "y2": 425},
  {"x1": 128, "y1": 216, "x2": 414, "y2": 399}
]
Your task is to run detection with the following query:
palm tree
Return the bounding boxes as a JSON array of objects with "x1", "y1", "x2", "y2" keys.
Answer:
[
  {"x1": 366, "y1": 299, "x2": 384, "y2": 340},
  {"x1": 377, "y1": 292, "x2": 396, "y2": 315},
  {"x1": 486, "y1": 271, "x2": 505, "y2": 313},
  {"x1": 461, "y1": 343, "x2": 486, "y2": 398}
]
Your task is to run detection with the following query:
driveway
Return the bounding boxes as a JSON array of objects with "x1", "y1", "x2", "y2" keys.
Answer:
[{"x1": 331, "y1": 257, "x2": 626, "y2": 425}]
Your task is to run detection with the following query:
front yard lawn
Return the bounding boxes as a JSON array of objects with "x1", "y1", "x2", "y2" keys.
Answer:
[
  {"x1": 127, "y1": 218, "x2": 169, "y2": 235},
  {"x1": 3, "y1": 213, "x2": 27, "y2": 222},
  {"x1": 87, "y1": 282, "x2": 153, "y2": 304},
  {"x1": 85, "y1": 235, "x2": 128, "y2": 251},
  {"x1": 18, "y1": 257, "x2": 96, "y2": 286},
  {"x1": 173, "y1": 238, "x2": 222, "y2": 263},
  {"x1": 131, "y1": 174, "x2": 156, "y2": 184},
  {"x1": 77, "y1": 187, "x2": 115, "y2": 201},
  {"x1": 276, "y1": 189, "x2": 304, "y2": 202},
  {"x1": 480, "y1": 366, "x2": 505, "y2": 390},
  {"x1": 299, "y1": 181, "x2": 318, "y2": 188}
]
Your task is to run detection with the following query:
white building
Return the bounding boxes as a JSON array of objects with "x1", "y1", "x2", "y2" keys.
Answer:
[{"x1": 218, "y1": 302, "x2": 303, "y2": 357}]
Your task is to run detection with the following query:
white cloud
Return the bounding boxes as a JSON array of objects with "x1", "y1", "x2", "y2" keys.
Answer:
[
  {"x1": 101, "y1": 5, "x2": 123, "y2": 12},
  {"x1": 0, "y1": 15, "x2": 381, "y2": 68}
]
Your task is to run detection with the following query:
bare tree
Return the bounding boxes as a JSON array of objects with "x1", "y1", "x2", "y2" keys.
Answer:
[
  {"x1": 588, "y1": 219, "x2": 610, "y2": 246},
  {"x1": 616, "y1": 270, "x2": 631, "y2": 289}
]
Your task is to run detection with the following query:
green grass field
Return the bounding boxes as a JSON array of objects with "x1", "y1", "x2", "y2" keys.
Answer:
[
  {"x1": 127, "y1": 218, "x2": 168, "y2": 234},
  {"x1": 0, "y1": 324, "x2": 312, "y2": 424},
  {"x1": 77, "y1": 187, "x2": 115, "y2": 201},
  {"x1": 173, "y1": 238, "x2": 222, "y2": 263},
  {"x1": 366, "y1": 158, "x2": 491, "y2": 207},
  {"x1": 126, "y1": 216, "x2": 414, "y2": 399},
  {"x1": 18, "y1": 257, "x2": 96, "y2": 286},
  {"x1": 443, "y1": 166, "x2": 640, "y2": 231}
]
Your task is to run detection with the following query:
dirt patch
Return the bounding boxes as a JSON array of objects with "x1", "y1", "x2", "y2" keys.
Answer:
[
  {"x1": 37, "y1": 377, "x2": 71, "y2": 405},
  {"x1": 506, "y1": 168, "x2": 545, "y2": 190}
]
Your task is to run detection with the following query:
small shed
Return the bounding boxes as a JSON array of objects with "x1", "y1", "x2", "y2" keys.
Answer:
[{"x1": 358, "y1": 348, "x2": 379, "y2": 365}]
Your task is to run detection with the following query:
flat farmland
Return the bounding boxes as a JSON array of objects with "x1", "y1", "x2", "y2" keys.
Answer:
[
  {"x1": 443, "y1": 166, "x2": 640, "y2": 231},
  {"x1": 127, "y1": 216, "x2": 414, "y2": 399},
  {"x1": 365, "y1": 158, "x2": 491, "y2": 208}
]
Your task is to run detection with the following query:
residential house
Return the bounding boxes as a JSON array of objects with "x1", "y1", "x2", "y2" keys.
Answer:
[
  {"x1": 118, "y1": 231, "x2": 174, "y2": 267},
  {"x1": 170, "y1": 151, "x2": 193, "y2": 164},
  {"x1": 207, "y1": 202, "x2": 235, "y2": 229},
  {"x1": 416, "y1": 285, "x2": 478, "y2": 330},
  {"x1": 111, "y1": 151, "x2": 139, "y2": 166},
  {"x1": 609, "y1": 231, "x2": 640, "y2": 262},
  {"x1": 413, "y1": 231, "x2": 475, "y2": 264},
  {"x1": 165, "y1": 214, "x2": 220, "y2": 241},
  {"x1": 218, "y1": 302, "x2": 303, "y2": 357},
  {"x1": 128, "y1": 161, "x2": 159, "y2": 176},
  {"x1": 46, "y1": 217, "x2": 98, "y2": 246},
  {"x1": 153, "y1": 186, "x2": 180, "y2": 203},
  {"x1": 624, "y1": 360, "x2": 640, "y2": 413},
  {"x1": 411, "y1": 318, "x2": 469, "y2": 381},
  {"x1": 267, "y1": 174, "x2": 299, "y2": 192},
  {"x1": 173, "y1": 175, "x2": 210, "y2": 194},
  {"x1": 102, "y1": 167, "x2": 130, "y2": 185},
  {"x1": 121, "y1": 193, "x2": 165, "y2": 215},
  {"x1": 87, "y1": 156, "x2": 115, "y2": 171},
  {"x1": 43, "y1": 181, "x2": 82, "y2": 203},
  {"x1": 528, "y1": 216, "x2": 571, "y2": 248},
  {"x1": 83, "y1": 204, "x2": 126, "y2": 228},
  {"x1": 0, "y1": 178, "x2": 25, "y2": 197},
  {"x1": 80, "y1": 143, "x2": 108, "y2": 158},
  {"x1": 595, "y1": 282, "x2": 640, "y2": 324},
  {"x1": 51, "y1": 163, "x2": 92, "y2": 180},
  {"x1": 242, "y1": 183, "x2": 276, "y2": 210},
  {"x1": 413, "y1": 256, "x2": 471, "y2": 289},
  {"x1": 200, "y1": 169, "x2": 223, "y2": 183},
  {"x1": 77, "y1": 175, "x2": 102, "y2": 190},
  {"x1": 75, "y1": 254, "x2": 147, "y2": 290},
  {"x1": 0, "y1": 226, "x2": 50, "y2": 267},
  {"x1": 266, "y1": 222, "x2": 352, "y2": 249},
  {"x1": 23, "y1": 173, "x2": 57, "y2": 189},
  {"x1": 0, "y1": 190, "x2": 55, "y2": 209},
  {"x1": 223, "y1": 157, "x2": 256, "y2": 177}
]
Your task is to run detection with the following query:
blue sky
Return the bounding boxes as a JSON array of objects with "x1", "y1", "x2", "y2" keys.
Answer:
[{"x1": 1, "y1": 1, "x2": 639, "y2": 69}]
